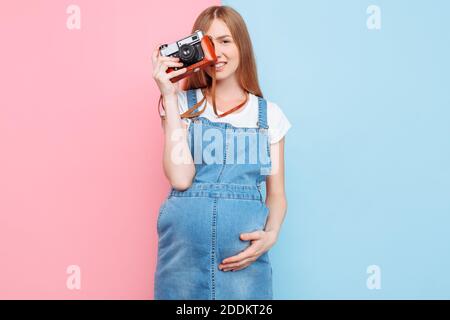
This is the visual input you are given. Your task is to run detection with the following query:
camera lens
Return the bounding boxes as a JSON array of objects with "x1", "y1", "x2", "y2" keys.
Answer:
[{"x1": 179, "y1": 44, "x2": 197, "y2": 64}]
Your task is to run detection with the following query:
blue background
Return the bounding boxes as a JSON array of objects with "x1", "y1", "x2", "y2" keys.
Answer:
[{"x1": 223, "y1": 0, "x2": 450, "y2": 299}]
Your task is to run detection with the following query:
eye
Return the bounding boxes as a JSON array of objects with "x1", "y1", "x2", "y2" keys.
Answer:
[{"x1": 222, "y1": 40, "x2": 230, "y2": 44}]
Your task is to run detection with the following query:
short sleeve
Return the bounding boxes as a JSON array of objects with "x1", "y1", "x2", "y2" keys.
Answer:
[
  {"x1": 267, "y1": 102, "x2": 292, "y2": 144},
  {"x1": 159, "y1": 90, "x2": 191, "y2": 126}
]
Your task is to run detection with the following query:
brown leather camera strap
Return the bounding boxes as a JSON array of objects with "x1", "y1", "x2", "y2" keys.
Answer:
[
  {"x1": 164, "y1": 64, "x2": 249, "y2": 120},
  {"x1": 182, "y1": 87, "x2": 249, "y2": 118},
  {"x1": 180, "y1": 88, "x2": 249, "y2": 119},
  {"x1": 208, "y1": 89, "x2": 249, "y2": 118},
  {"x1": 180, "y1": 95, "x2": 207, "y2": 118},
  {"x1": 204, "y1": 70, "x2": 249, "y2": 118}
]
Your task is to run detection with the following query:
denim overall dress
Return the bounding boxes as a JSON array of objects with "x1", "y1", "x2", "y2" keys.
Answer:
[{"x1": 154, "y1": 89, "x2": 273, "y2": 300}]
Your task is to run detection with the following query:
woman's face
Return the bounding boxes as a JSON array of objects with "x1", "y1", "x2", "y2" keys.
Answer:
[{"x1": 205, "y1": 19, "x2": 240, "y2": 82}]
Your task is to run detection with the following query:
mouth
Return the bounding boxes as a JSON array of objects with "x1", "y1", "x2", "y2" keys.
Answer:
[{"x1": 215, "y1": 62, "x2": 227, "y2": 71}]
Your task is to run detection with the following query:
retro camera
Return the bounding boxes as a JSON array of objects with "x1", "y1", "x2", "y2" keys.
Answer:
[{"x1": 159, "y1": 30, "x2": 217, "y2": 83}]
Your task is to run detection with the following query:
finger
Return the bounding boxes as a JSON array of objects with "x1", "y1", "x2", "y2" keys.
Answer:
[
  {"x1": 232, "y1": 262, "x2": 252, "y2": 272},
  {"x1": 221, "y1": 248, "x2": 261, "y2": 268},
  {"x1": 158, "y1": 55, "x2": 181, "y2": 62},
  {"x1": 155, "y1": 59, "x2": 170, "y2": 76},
  {"x1": 221, "y1": 257, "x2": 255, "y2": 270},
  {"x1": 160, "y1": 60, "x2": 184, "y2": 68},
  {"x1": 153, "y1": 62, "x2": 164, "y2": 78},
  {"x1": 152, "y1": 48, "x2": 159, "y2": 66},
  {"x1": 167, "y1": 67, "x2": 188, "y2": 79},
  {"x1": 223, "y1": 258, "x2": 254, "y2": 271},
  {"x1": 221, "y1": 246, "x2": 256, "y2": 264},
  {"x1": 240, "y1": 230, "x2": 263, "y2": 241},
  {"x1": 152, "y1": 44, "x2": 165, "y2": 64},
  {"x1": 156, "y1": 59, "x2": 182, "y2": 75}
]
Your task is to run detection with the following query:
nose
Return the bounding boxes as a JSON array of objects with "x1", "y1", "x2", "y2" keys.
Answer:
[{"x1": 212, "y1": 40, "x2": 222, "y2": 59}]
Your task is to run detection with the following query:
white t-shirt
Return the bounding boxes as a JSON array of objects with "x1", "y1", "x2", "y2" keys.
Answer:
[{"x1": 161, "y1": 88, "x2": 292, "y2": 144}]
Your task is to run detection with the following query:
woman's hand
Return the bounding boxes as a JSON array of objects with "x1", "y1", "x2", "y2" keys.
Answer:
[
  {"x1": 218, "y1": 230, "x2": 278, "y2": 272},
  {"x1": 151, "y1": 45, "x2": 187, "y2": 97}
]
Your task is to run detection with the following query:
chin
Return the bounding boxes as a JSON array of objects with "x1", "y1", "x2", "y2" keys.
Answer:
[
  {"x1": 214, "y1": 73, "x2": 229, "y2": 81},
  {"x1": 206, "y1": 67, "x2": 234, "y2": 81},
  {"x1": 214, "y1": 69, "x2": 235, "y2": 81}
]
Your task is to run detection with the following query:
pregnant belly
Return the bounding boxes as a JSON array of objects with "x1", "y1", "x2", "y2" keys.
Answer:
[{"x1": 157, "y1": 196, "x2": 269, "y2": 263}]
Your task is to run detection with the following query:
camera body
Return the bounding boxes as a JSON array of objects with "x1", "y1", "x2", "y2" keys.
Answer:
[{"x1": 159, "y1": 30, "x2": 217, "y2": 83}]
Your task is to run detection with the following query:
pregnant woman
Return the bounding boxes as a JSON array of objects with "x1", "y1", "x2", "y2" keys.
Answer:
[{"x1": 151, "y1": 5, "x2": 291, "y2": 300}]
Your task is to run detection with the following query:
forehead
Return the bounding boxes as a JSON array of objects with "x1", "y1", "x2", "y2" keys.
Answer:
[{"x1": 205, "y1": 19, "x2": 232, "y2": 38}]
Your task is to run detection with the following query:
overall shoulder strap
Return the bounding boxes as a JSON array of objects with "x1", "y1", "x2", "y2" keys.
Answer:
[
  {"x1": 186, "y1": 89, "x2": 198, "y2": 109},
  {"x1": 257, "y1": 96, "x2": 269, "y2": 129}
]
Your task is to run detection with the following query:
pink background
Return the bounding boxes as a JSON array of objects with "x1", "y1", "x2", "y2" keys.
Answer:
[{"x1": 0, "y1": 0, "x2": 218, "y2": 299}]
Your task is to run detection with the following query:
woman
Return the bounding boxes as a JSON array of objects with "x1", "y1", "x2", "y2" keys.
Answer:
[{"x1": 151, "y1": 5, "x2": 291, "y2": 300}]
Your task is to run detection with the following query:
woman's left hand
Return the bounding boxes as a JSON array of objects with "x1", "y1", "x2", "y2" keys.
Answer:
[{"x1": 218, "y1": 230, "x2": 278, "y2": 272}]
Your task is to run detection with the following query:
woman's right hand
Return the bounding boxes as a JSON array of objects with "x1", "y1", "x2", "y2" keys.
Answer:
[{"x1": 151, "y1": 45, "x2": 187, "y2": 97}]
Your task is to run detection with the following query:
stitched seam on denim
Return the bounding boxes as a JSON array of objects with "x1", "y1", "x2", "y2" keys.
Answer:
[
  {"x1": 155, "y1": 201, "x2": 166, "y2": 299},
  {"x1": 257, "y1": 97, "x2": 269, "y2": 129},
  {"x1": 169, "y1": 192, "x2": 260, "y2": 200},
  {"x1": 188, "y1": 121, "x2": 193, "y2": 150},
  {"x1": 259, "y1": 128, "x2": 272, "y2": 175},
  {"x1": 211, "y1": 198, "x2": 218, "y2": 300},
  {"x1": 170, "y1": 189, "x2": 260, "y2": 196},
  {"x1": 263, "y1": 99, "x2": 268, "y2": 128},
  {"x1": 257, "y1": 184, "x2": 264, "y2": 203},
  {"x1": 156, "y1": 199, "x2": 168, "y2": 236},
  {"x1": 266, "y1": 131, "x2": 272, "y2": 169},
  {"x1": 258, "y1": 98, "x2": 263, "y2": 129},
  {"x1": 155, "y1": 239, "x2": 161, "y2": 299},
  {"x1": 169, "y1": 184, "x2": 261, "y2": 193},
  {"x1": 189, "y1": 182, "x2": 260, "y2": 190},
  {"x1": 215, "y1": 132, "x2": 227, "y2": 183}
]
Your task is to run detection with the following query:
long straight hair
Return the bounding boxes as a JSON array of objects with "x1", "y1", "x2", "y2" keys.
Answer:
[{"x1": 159, "y1": 5, "x2": 263, "y2": 120}]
